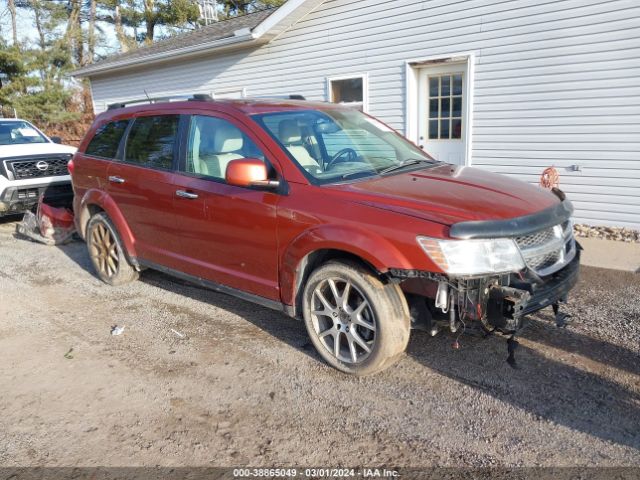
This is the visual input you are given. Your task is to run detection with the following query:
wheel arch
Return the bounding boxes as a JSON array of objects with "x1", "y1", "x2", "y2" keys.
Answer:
[
  {"x1": 281, "y1": 225, "x2": 413, "y2": 317},
  {"x1": 77, "y1": 189, "x2": 138, "y2": 260}
]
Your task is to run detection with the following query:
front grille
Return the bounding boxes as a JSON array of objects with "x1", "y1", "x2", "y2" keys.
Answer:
[
  {"x1": 528, "y1": 251, "x2": 560, "y2": 271},
  {"x1": 7, "y1": 155, "x2": 71, "y2": 179},
  {"x1": 515, "y1": 223, "x2": 576, "y2": 276},
  {"x1": 515, "y1": 228, "x2": 555, "y2": 248}
]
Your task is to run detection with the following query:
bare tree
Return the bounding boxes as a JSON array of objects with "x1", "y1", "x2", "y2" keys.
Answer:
[
  {"x1": 88, "y1": 0, "x2": 97, "y2": 62},
  {"x1": 31, "y1": 0, "x2": 46, "y2": 51},
  {"x1": 7, "y1": 0, "x2": 18, "y2": 45}
]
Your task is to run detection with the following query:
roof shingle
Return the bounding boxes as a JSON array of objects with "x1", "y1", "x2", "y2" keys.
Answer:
[{"x1": 74, "y1": 8, "x2": 275, "y2": 76}]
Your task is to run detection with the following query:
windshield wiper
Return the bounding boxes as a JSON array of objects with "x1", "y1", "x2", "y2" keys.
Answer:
[
  {"x1": 341, "y1": 170, "x2": 377, "y2": 180},
  {"x1": 378, "y1": 158, "x2": 438, "y2": 176}
]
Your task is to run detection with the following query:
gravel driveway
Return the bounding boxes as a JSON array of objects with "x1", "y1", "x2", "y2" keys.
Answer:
[{"x1": 0, "y1": 215, "x2": 638, "y2": 467}]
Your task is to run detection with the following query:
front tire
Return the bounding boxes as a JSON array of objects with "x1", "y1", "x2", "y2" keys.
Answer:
[
  {"x1": 302, "y1": 260, "x2": 410, "y2": 375},
  {"x1": 86, "y1": 212, "x2": 139, "y2": 286}
]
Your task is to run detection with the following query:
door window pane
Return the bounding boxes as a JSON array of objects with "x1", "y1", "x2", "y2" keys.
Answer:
[
  {"x1": 451, "y1": 119, "x2": 462, "y2": 139},
  {"x1": 453, "y1": 74, "x2": 463, "y2": 95},
  {"x1": 427, "y1": 73, "x2": 463, "y2": 140},
  {"x1": 185, "y1": 115, "x2": 265, "y2": 181},
  {"x1": 125, "y1": 115, "x2": 178, "y2": 170},
  {"x1": 440, "y1": 119, "x2": 450, "y2": 139},
  {"x1": 428, "y1": 120, "x2": 439, "y2": 139},
  {"x1": 85, "y1": 120, "x2": 129, "y2": 159},
  {"x1": 429, "y1": 77, "x2": 439, "y2": 97},
  {"x1": 452, "y1": 97, "x2": 462, "y2": 117},
  {"x1": 429, "y1": 99, "x2": 439, "y2": 118},
  {"x1": 441, "y1": 76, "x2": 450, "y2": 96},
  {"x1": 441, "y1": 98, "x2": 450, "y2": 118}
]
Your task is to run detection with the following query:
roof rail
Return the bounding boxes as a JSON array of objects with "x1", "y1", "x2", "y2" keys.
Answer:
[
  {"x1": 250, "y1": 94, "x2": 306, "y2": 101},
  {"x1": 107, "y1": 93, "x2": 213, "y2": 110}
]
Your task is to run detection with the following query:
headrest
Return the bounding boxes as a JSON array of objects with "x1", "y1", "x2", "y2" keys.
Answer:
[
  {"x1": 278, "y1": 119, "x2": 302, "y2": 145},
  {"x1": 213, "y1": 123, "x2": 243, "y2": 153}
]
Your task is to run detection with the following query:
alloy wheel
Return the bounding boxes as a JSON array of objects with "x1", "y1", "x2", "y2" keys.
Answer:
[
  {"x1": 310, "y1": 278, "x2": 377, "y2": 364},
  {"x1": 89, "y1": 222, "x2": 120, "y2": 278}
]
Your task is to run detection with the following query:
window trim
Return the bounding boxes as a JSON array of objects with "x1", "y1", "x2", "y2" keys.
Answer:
[{"x1": 326, "y1": 74, "x2": 369, "y2": 113}]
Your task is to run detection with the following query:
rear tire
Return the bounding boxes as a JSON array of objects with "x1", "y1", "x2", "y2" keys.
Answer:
[
  {"x1": 302, "y1": 260, "x2": 410, "y2": 375},
  {"x1": 86, "y1": 212, "x2": 139, "y2": 286}
]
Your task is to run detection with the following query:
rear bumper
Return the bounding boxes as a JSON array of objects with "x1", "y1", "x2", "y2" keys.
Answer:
[{"x1": 0, "y1": 181, "x2": 73, "y2": 215}]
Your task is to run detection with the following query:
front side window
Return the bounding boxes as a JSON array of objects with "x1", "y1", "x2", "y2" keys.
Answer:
[
  {"x1": 0, "y1": 121, "x2": 48, "y2": 145},
  {"x1": 85, "y1": 120, "x2": 129, "y2": 159},
  {"x1": 184, "y1": 115, "x2": 266, "y2": 181},
  {"x1": 253, "y1": 109, "x2": 436, "y2": 184},
  {"x1": 124, "y1": 115, "x2": 179, "y2": 170}
]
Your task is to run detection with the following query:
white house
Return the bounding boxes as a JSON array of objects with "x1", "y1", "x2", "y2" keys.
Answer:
[{"x1": 73, "y1": 0, "x2": 640, "y2": 229}]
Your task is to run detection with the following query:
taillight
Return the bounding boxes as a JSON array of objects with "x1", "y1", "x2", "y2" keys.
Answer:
[{"x1": 67, "y1": 157, "x2": 75, "y2": 176}]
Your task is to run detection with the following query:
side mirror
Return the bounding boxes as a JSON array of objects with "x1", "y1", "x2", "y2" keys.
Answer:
[
  {"x1": 50, "y1": 136, "x2": 62, "y2": 144},
  {"x1": 226, "y1": 158, "x2": 280, "y2": 189}
]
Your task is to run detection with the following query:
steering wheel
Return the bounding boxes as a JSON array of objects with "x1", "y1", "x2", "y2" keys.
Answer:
[{"x1": 326, "y1": 148, "x2": 358, "y2": 169}]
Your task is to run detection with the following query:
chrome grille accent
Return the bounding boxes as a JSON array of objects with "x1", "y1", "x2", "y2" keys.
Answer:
[
  {"x1": 515, "y1": 228, "x2": 555, "y2": 248},
  {"x1": 515, "y1": 222, "x2": 576, "y2": 276},
  {"x1": 7, "y1": 155, "x2": 71, "y2": 180}
]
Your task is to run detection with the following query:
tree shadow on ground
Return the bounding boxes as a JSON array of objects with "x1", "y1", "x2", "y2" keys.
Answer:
[{"x1": 49, "y1": 242, "x2": 640, "y2": 451}]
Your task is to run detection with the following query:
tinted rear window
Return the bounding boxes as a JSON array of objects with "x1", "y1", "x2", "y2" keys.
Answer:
[
  {"x1": 124, "y1": 115, "x2": 179, "y2": 170},
  {"x1": 85, "y1": 120, "x2": 129, "y2": 158}
]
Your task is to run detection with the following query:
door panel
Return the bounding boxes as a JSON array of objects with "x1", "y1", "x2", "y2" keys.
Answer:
[
  {"x1": 170, "y1": 113, "x2": 280, "y2": 300},
  {"x1": 106, "y1": 162, "x2": 176, "y2": 264},
  {"x1": 170, "y1": 175, "x2": 280, "y2": 300},
  {"x1": 418, "y1": 63, "x2": 467, "y2": 165},
  {"x1": 106, "y1": 114, "x2": 180, "y2": 265}
]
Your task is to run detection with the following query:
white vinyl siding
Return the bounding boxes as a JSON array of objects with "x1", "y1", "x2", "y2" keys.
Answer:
[{"x1": 90, "y1": 0, "x2": 640, "y2": 228}]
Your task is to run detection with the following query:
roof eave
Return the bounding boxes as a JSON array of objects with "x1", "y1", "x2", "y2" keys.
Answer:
[
  {"x1": 73, "y1": 32, "x2": 261, "y2": 78},
  {"x1": 72, "y1": 0, "x2": 326, "y2": 79}
]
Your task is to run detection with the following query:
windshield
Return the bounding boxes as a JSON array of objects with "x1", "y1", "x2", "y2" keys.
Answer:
[
  {"x1": 0, "y1": 121, "x2": 48, "y2": 145},
  {"x1": 252, "y1": 109, "x2": 437, "y2": 184}
]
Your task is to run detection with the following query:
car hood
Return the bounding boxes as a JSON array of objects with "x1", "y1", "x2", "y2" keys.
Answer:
[
  {"x1": 326, "y1": 164, "x2": 561, "y2": 226},
  {"x1": 0, "y1": 142, "x2": 77, "y2": 158}
]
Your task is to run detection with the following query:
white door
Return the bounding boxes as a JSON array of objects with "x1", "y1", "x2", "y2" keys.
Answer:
[{"x1": 418, "y1": 63, "x2": 467, "y2": 165}]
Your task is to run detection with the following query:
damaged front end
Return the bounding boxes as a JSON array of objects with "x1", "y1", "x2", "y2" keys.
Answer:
[{"x1": 391, "y1": 196, "x2": 581, "y2": 365}]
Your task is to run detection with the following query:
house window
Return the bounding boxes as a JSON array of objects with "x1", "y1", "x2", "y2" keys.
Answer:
[
  {"x1": 328, "y1": 75, "x2": 367, "y2": 111},
  {"x1": 428, "y1": 74, "x2": 463, "y2": 140}
]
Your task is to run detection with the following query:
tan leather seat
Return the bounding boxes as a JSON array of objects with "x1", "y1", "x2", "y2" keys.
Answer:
[
  {"x1": 200, "y1": 123, "x2": 244, "y2": 178},
  {"x1": 278, "y1": 119, "x2": 318, "y2": 168}
]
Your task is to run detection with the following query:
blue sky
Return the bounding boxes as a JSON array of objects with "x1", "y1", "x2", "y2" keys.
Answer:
[{"x1": 0, "y1": 0, "x2": 121, "y2": 56}]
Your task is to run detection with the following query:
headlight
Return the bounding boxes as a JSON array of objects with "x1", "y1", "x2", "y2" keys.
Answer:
[{"x1": 417, "y1": 236, "x2": 525, "y2": 275}]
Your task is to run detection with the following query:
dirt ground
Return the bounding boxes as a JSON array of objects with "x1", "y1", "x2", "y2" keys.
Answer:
[{"x1": 0, "y1": 215, "x2": 639, "y2": 468}]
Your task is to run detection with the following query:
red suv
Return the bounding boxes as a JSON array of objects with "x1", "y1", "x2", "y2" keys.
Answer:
[{"x1": 70, "y1": 95, "x2": 579, "y2": 375}]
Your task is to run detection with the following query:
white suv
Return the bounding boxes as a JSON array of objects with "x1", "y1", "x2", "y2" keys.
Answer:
[{"x1": 0, "y1": 118, "x2": 76, "y2": 216}]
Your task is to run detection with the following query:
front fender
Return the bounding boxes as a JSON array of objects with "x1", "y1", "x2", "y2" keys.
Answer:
[
  {"x1": 76, "y1": 188, "x2": 137, "y2": 259},
  {"x1": 280, "y1": 224, "x2": 414, "y2": 306}
]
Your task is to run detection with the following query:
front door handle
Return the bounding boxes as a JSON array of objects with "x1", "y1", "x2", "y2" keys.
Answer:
[
  {"x1": 108, "y1": 176, "x2": 125, "y2": 184},
  {"x1": 176, "y1": 190, "x2": 199, "y2": 199}
]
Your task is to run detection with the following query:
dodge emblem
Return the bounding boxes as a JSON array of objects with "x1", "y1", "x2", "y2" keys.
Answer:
[{"x1": 35, "y1": 161, "x2": 49, "y2": 171}]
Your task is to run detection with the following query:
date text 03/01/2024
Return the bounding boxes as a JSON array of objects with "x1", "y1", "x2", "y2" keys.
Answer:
[{"x1": 232, "y1": 468, "x2": 400, "y2": 478}]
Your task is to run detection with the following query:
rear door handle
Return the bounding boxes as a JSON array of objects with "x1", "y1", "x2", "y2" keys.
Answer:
[
  {"x1": 108, "y1": 176, "x2": 125, "y2": 184},
  {"x1": 176, "y1": 190, "x2": 199, "y2": 199}
]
